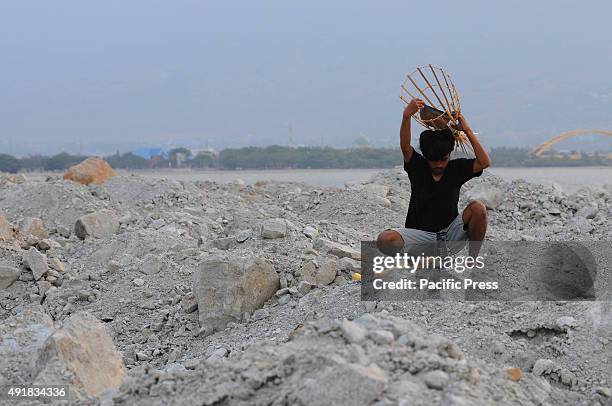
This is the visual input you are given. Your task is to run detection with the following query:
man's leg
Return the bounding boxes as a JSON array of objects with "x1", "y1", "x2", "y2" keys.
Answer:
[
  {"x1": 462, "y1": 200, "x2": 488, "y2": 257},
  {"x1": 376, "y1": 228, "x2": 436, "y2": 257},
  {"x1": 376, "y1": 230, "x2": 405, "y2": 255}
]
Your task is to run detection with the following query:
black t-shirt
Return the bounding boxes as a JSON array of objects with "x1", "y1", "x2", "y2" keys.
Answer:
[{"x1": 404, "y1": 147, "x2": 482, "y2": 232}]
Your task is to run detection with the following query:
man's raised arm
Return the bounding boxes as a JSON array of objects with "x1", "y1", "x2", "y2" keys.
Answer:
[
  {"x1": 458, "y1": 114, "x2": 491, "y2": 173},
  {"x1": 400, "y1": 98, "x2": 424, "y2": 163}
]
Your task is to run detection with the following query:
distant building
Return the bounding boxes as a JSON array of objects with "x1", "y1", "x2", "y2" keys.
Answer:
[{"x1": 190, "y1": 147, "x2": 218, "y2": 157}]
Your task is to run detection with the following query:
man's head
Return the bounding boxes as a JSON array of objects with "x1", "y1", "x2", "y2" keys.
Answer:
[{"x1": 419, "y1": 129, "x2": 455, "y2": 175}]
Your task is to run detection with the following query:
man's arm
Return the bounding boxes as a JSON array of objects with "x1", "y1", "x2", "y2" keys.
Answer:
[
  {"x1": 458, "y1": 114, "x2": 491, "y2": 173},
  {"x1": 400, "y1": 98, "x2": 424, "y2": 162}
]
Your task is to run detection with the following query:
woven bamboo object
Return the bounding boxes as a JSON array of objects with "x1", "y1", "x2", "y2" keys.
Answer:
[{"x1": 400, "y1": 64, "x2": 472, "y2": 154}]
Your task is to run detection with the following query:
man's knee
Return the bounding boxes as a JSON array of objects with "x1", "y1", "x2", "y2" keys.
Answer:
[
  {"x1": 376, "y1": 230, "x2": 404, "y2": 255},
  {"x1": 467, "y1": 200, "x2": 488, "y2": 222}
]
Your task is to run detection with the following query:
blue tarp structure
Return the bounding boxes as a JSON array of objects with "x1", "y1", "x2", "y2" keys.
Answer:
[{"x1": 132, "y1": 148, "x2": 167, "y2": 160}]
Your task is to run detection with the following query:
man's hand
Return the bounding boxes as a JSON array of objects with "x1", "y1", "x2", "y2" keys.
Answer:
[
  {"x1": 456, "y1": 113, "x2": 472, "y2": 132},
  {"x1": 403, "y1": 98, "x2": 424, "y2": 118},
  {"x1": 400, "y1": 99, "x2": 423, "y2": 163}
]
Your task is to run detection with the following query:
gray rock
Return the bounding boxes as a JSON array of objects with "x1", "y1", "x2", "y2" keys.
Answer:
[
  {"x1": 164, "y1": 363, "x2": 187, "y2": 374},
  {"x1": 569, "y1": 216, "x2": 593, "y2": 234},
  {"x1": 212, "y1": 236, "x2": 236, "y2": 250},
  {"x1": 140, "y1": 254, "x2": 164, "y2": 275},
  {"x1": 0, "y1": 210, "x2": 13, "y2": 240},
  {"x1": 193, "y1": 256, "x2": 279, "y2": 334},
  {"x1": 133, "y1": 278, "x2": 145, "y2": 287},
  {"x1": 235, "y1": 230, "x2": 252, "y2": 243},
  {"x1": 532, "y1": 359, "x2": 555, "y2": 376},
  {"x1": 56, "y1": 226, "x2": 71, "y2": 238},
  {"x1": 278, "y1": 294, "x2": 291, "y2": 305},
  {"x1": 362, "y1": 183, "x2": 389, "y2": 198},
  {"x1": 48, "y1": 257, "x2": 65, "y2": 273},
  {"x1": 20, "y1": 217, "x2": 48, "y2": 239},
  {"x1": 369, "y1": 330, "x2": 394, "y2": 345},
  {"x1": 303, "y1": 225, "x2": 319, "y2": 239},
  {"x1": 37, "y1": 280, "x2": 52, "y2": 297},
  {"x1": 575, "y1": 205, "x2": 598, "y2": 219},
  {"x1": 181, "y1": 292, "x2": 198, "y2": 313},
  {"x1": 37, "y1": 238, "x2": 60, "y2": 251},
  {"x1": 297, "y1": 280, "x2": 313, "y2": 295},
  {"x1": 183, "y1": 358, "x2": 200, "y2": 370},
  {"x1": 75, "y1": 209, "x2": 120, "y2": 239},
  {"x1": 261, "y1": 218, "x2": 287, "y2": 239},
  {"x1": 302, "y1": 257, "x2": 339, "y2": 286},
  {"x1": 423, "y1": 370, "x2": 449, "y2": 390},
  {"x1": 559, "y1": 368, "x2": 577, "y2": 387},
  {"x1": 136, "y1": 351, "x2": 152, "y2": 362},
  {"x1": 314, "y1": 238, "x2": 361, "y2": 260},
  {"x1": 339, "y1": 257, "x2": 361, "y2": 272},
  {"x1": 23, "y1": 247, "x2": 48, "y2": 280},
  {"x1": 555, "y1": 316, "x2": 576, "y2": 329},
  {"x1": 0, "y1": 266, "x2": 21, "y2": 289}
]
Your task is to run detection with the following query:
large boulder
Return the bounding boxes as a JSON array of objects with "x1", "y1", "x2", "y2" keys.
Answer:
[
  {"x1": 34, "y1": 312, "x2": 127, "y2": 397},
  {"x1": 0, "y1": 210, "x2": 13, "y2": 241},
  {"x1": 466, "y1": 184, "x2": 503, "y2": 210},
  {"x1": 194, "y1": 256, "x2": 279, "y2": 334},
  {"x1": 75, "y1": 209, "x2": 120, "y2": 239},
  {"x1": 63, "y1": 157, "x2": 117, "y2": 185}
]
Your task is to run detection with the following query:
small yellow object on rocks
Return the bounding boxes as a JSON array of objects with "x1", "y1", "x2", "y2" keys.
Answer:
[
  {"x1": 506, "y1": 367, "x2": 522, "y2": 381},
  {"x1": 352, "y1": 273, "x2": 361, "y2": 282}
]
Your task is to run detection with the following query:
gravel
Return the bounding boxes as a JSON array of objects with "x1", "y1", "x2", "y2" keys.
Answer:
[{"x1": 0, "y1": 167, "x2": 610, "y2": 405}]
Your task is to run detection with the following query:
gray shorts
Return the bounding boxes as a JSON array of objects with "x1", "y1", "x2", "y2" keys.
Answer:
[{"x1": 389, "y1": 215, "x2": 468, "y2": 257}]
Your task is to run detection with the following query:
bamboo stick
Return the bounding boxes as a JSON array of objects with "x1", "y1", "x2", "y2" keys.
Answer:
[
  {"x1": 406, "y1": 73, "x2": 436, "y2": 107},
  {"x1": 417, "y1": 67, "x2": 446, "y2": 111},
  {"x1": 429, "y1": 64, "x2": 454, "y2": 122},
  {"x1": 441, "y1": 70, "x2": 458, "y2": 119},
  {"x1": 399, "y1": 95, "x2": 411, "y2": 105},
  {"x1": 400, "y1": 84, "x2": 419, "y2": 100},
  {"x1": 417, "y1": 67, "x2": 455, "y2": 127}
]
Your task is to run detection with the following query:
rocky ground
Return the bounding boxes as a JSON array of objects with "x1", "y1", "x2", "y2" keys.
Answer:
[{"x1": 0, "y1": 167, "x2": 611, "y2": 405}]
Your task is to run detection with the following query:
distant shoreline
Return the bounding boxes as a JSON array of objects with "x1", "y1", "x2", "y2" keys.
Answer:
[
  {"x1": 2, "y1": 146, "x2": 610, "y2": 174},
  {"x1": 24, "y1": 166, "x2": 612, "y2": 193}
]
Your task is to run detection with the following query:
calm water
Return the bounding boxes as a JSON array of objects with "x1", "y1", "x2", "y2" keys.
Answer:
[{"x1": 129, "y1": 167, "x2": 612, "y2": 194}]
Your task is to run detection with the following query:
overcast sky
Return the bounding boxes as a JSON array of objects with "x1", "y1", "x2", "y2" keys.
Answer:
[{"x1": 1, "y1": 0, "x2": 611, "y2": 155}]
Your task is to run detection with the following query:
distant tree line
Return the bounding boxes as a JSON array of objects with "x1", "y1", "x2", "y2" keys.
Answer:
[
  {"x1": 0, "y1": 146, "x2": 609, "y2": 173},
  {"x1": 488, "y1": 146, "x2": 612, "y2": 167}
]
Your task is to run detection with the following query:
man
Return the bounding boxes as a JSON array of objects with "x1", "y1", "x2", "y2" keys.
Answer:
[{"x1": 377, "y1": 98, "x2": 491, "y2": 258}]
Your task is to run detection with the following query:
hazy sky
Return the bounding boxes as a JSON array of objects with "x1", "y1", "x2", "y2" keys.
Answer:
[{"x1": 1, "y1": 1, "x2": 611, "y2": 155}]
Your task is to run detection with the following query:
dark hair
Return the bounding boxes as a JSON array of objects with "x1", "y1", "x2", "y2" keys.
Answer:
[{"x1": 419, "y1": 129, "x2": 455, "y2": 161}]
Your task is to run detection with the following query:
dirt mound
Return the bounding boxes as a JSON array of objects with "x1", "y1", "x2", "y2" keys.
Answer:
[
  {"x1": 64, "y1": 157, "x2": 117, "y2": 185},
  {"x1": 113, "y1": 313, "x2": 585, "y2": 405}
]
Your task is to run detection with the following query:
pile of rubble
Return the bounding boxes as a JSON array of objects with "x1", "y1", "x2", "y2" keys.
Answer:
[{"x1": 0, "y1": 163, "x2": 610, "y2": 405}]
